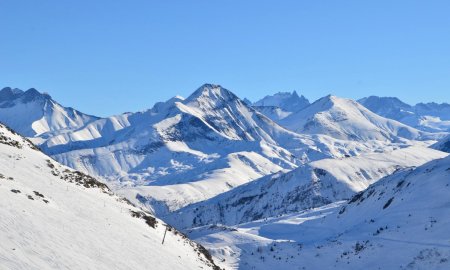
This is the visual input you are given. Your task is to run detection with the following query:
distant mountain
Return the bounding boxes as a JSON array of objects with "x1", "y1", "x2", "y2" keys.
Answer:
[
  {"x1": 253, "y1": 91, "x2": 310, "y2": 121},
  {"x1": 0, "y1": 122, "x2": 219, "y2": 270},
  {"x1": 359, "y1": 96, "x2": 450, "y2": 132},
  {"x1": 165, "y1": 146, "x2": 447, "y2": 228},
  {"x1": 0, "y1": 87, "x2": 99, "y2": 139},
  {"x1": 254, "y1": 91, "x2": 310, "y2": 112},
  {"x1": 280, "y1": 95, "x2": 441, "y2": 141}
]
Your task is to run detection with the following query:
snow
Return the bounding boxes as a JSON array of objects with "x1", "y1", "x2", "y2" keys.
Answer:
[{"x1": 0, "y1": 123, "x2": 219, "y2": 270}]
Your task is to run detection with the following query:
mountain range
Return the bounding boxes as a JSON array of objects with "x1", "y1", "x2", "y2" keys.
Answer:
[{"x1": 1, "y1": 84, "x2": 449, "y2": 269}]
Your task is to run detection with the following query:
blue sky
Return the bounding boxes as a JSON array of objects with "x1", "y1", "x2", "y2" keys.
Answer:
[{"x1": 1, "y1": 1, "x2": 449, "y2": 116}]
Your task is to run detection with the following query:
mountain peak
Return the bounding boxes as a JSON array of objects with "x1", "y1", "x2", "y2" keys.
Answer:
[
  {"x1": 313, "y1": 94, "x2": 346, "y2": 107},
  {"x1": 19, "y1": 88, "x2": 52, "y2": 103},
  {"x1": 0, "y1": 87, "x2": 24, "y2": 101},
  {"x1": 186, "y1": 83, "x2": 240, "y2": 104},
  {"x1": 254, "y1": 90, "x2": 310, "y2": 112}
]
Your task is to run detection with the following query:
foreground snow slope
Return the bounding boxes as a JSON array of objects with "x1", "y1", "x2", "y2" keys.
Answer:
[
  {"x1": 190, "y1": 155, "x2": 450, "y2": 270},
  {"x1": 166, "y1": 145, "x2": 447, "y2": 228},
  {"x1": 0, "y1": 123, "x2": 219, "y2": 270}
]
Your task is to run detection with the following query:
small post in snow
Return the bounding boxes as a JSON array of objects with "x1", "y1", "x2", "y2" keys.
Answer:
[{"x1": 162, "y1": 225, "x2": 168, "y2": 245}]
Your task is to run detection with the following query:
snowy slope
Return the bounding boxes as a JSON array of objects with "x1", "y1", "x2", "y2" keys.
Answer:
[
  {"x1": 0, "y1": 123, "x2": 219, "y2": 270},
  {"x1": 166, "y1": 145, "x2": 447, "y2": 228},
  {"x1": 189, "y1": 155, "x2": 450, "y2": 270},
  {"x1": 0, "y1": 87, "x2": 98, "y2": 139},
  {"x1": 280, "y1": 95, "x2": 442, "y2": 141},
  {"x1": 360, "y1": 96, "x2": 450, "y2": 132}
]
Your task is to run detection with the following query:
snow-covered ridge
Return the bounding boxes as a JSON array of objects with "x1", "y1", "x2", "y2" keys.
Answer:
[
  {"x1": 165, "y1": 145, "x2": 447, "y2": 229},
  {"x1": 280, "y1": 95, "x2": 444, "y2": 141},
  {"x1": 359, "y1": 95, "x2": 450, "y2": 132},
  {"x1": 0, "y1": 123, "x2": 219, "y2": 270}
]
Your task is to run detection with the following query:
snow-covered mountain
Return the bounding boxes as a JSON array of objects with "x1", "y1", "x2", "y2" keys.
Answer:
[
  {"x1": 166, "y1": 145, "x2": 447, "y2": 228},
  {"x1": 359, "y1": 96, "x2": 450, "y2": 132},
  {"x1": 280, "y1": 95, "x2": 442, "y2": 141},
  {"x1": 1, "y1": 85, "x2": 441, "y2": 217},
  {"x1": 189, "y1": 154, "x2": 450, "y2": 270},
  {"x1": 0, "y1": 87, "x2": 99, "y2": 140},
  {"x1": 0, "y1": 123, "x2": 219, "y2": 270},
  {"x1": 35, "y1": 84, "x2": 334, "y2": 214},
  {"x1": 252, "y1": 91, "x2": 309, "y2": 121}
]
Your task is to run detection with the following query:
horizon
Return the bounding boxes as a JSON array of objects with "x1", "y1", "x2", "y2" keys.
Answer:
[
  {"x1": 1, "y1": 1, "x2": 450, "y2": 116},
  {"x1": 2, "y1": 83, "x2": 449, "y2": 117}
]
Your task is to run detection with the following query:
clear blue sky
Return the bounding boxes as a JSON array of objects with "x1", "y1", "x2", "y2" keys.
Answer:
[{"x1": 1, "y1": 1, "x2": 449, "y2": 116}]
